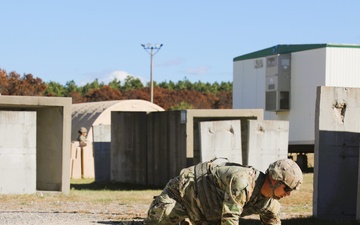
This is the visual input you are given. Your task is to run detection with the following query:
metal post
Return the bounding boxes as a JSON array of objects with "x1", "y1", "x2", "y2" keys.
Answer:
[
  {"x1": 141, "y1": 43, "x2": 163, "y2": 103},
  {"x1": 150, "y1": 47, "x2": 154, "y2": 103}
]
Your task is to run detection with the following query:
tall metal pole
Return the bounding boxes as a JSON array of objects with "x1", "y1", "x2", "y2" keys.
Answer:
[
  {"x1": 141, "y1": 43, "x2": 163, "y2": 103},
  {"x1": 150, "y1": 47, "x2": 154, "y2": 103}
]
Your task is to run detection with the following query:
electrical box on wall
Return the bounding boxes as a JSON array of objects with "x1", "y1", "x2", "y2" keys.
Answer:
[{"x1": 265, "y1": 54, "x2": 291, "y2": 111}]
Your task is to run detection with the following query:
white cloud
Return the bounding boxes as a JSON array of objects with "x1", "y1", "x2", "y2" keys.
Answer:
[
  {"x1": 80, "y1": 70, "x2": 147, "y2": 86},
  {"x1": 99, "y1": 71, "x2": 129, "y2": 84}
]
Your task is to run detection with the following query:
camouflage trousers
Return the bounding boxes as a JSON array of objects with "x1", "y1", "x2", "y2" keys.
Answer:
[
  {"x1": 144, "y1": 176, "x2": 224, "y2": 225},
  {"x1": 144, "y1": 177, "x2": 190, "y2": 225}
]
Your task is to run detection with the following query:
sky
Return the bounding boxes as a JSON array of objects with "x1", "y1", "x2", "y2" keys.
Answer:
[{"x1": 1, "y1": 1, "x2": 359, "y2": 86}]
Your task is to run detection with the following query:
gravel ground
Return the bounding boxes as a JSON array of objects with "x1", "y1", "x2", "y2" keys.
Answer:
[
  {"x1": 0, "y1": 211, "x2": 145, "y2": 225},
  {"x1": 0, "y1": 201, "x2": 147, "y2": 225},
  {"x1": 0, "y1": 211, "x2": 114, "y2": 225}
]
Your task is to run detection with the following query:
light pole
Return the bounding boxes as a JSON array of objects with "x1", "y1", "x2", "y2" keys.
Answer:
[{"x1": 141, "y1": 43, "x2": 163, "y2": 103}]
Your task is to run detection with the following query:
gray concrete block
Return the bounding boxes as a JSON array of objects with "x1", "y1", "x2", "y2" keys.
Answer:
[
  {"x1": 246, "y1": 120, "x2": 289, "y2": 172},
  {"x1": 314, "y1": 86, "x2": 360, "y2": 220},
  {"x1": 0, "y1": 111, "x2": 36, "y2": 194},
  {"x1": 199, "y1": 120, "x2": 242, "y2": 164}
]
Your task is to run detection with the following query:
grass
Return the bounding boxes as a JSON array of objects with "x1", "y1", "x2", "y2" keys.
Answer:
[{"x1": 69, "y1": 178, "x2": 160, "y2": 205}]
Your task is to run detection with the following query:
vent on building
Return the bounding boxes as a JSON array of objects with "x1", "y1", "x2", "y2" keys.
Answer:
[
  {"x1": 266, "y1": 91, "x2": 290, "y2": 111},
  {"x1": 268, "y1": 84, "x2": 275, "y2": 90},
  {"x1": 265, "y1": 54, "x2": 291, "y2": 112}
]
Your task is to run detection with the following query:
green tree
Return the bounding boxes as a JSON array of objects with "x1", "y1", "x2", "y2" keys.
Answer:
[
  {"x1": 81, "y1": 78, "x2": 104, "y2": 95},
  {"x1": 108, "y1": 78, "x2": 122, "y2": 90},
  {"x1": 168, "y1": 101, "x2": 194, "y2": 110},
  {"x1": 45, "y1": 81, "x2": 66, "y2": 96},
  {"x1": 193, "y1": 81, "x2": 207, "y2": 93},
  {"x1": 175, "y1": 80, "x2": 186, "y2": 90},
  {"x1": 219, "y1": 81, "x2": 232, "y2": 92},
  {"x1": 64, "y1": 80, "x2": 78, "y2": 95},
  {"x1": 158, "y1": 80, "x2": 175, "y2": 90},
  {"x1": 121, "y1": 75, "x2": 144, "y2": 92},
  {"x1": 210, "y1": 82, "x2": 220, "y2": 94}
]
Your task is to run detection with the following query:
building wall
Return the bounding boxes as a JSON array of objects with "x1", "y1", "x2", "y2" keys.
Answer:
[
  {"x1": 282, "y1": 49, "x2": 326, "y2": 144},
  {"x1": 234, "y1": 46, "x2": 360, "y2": 145},
  {"x1": 233, "y1": 58, "x2": 265, "y2": 109},
  {"x1": 233, "y1": 48, "x2": 327, "y2": 144},
  {"x1": 326, "y1": 47, "x2": 360, "y2": 87}
]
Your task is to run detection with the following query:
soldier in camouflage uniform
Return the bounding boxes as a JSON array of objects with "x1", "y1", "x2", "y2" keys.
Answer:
[
  {"x1": 144, "y1": 158, "x2": 303, "y2": 225},
  {"x1": 77, "y1": 127, "x2": 88, "y2": 147}
]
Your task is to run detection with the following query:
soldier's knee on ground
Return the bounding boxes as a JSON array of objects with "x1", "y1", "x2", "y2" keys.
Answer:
[{"x1": 145, "y1": 194, "x2": 180, "y2": 224}]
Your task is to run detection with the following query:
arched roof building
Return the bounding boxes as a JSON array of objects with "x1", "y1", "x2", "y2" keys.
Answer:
[{"x1": 71, "y1": 99, "x2": 164, "y2": 142}]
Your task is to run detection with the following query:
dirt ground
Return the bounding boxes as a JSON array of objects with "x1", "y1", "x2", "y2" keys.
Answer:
[{"x1": 0, "y1": 196, "x2": 312, "y2": 225}]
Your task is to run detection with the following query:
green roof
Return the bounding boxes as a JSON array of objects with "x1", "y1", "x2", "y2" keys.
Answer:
[{"x1": 233, "y1": 43, "x2": 360, "y2": 61}]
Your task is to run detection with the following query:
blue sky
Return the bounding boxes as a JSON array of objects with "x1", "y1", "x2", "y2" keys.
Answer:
[{"x1": 1, "y1": 1, "x2": 359, "y2": 86}]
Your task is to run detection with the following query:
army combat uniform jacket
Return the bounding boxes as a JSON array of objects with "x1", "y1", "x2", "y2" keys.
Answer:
[{"x1": 145, "y1": 159, "x2": 281, "y2": 225}]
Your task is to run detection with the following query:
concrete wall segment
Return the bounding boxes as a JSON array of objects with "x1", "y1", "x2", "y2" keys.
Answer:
[
  {"x1": 199, "y1": 120, "x2": 242, "y2": 164},
  {"x1": 246, "y1": 120, "x2": 289, "y2": 172},
  {"x1": 314, "y1": 86, "x2": 360, "y2": 220},
  {"x1": 185, "y1": 109, "x2": 263, "y2": 158},
  {"x1": 111, "y1": 112, "x2": 148, "y2": 185},
  {"x1": 0, "y1": 96, "x2": 72, "y2": 194},
  {"x1": 0, "y1": 111, "x2": 37, "y2": 194}
]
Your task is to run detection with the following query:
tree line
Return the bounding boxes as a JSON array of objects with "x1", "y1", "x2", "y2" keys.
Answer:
[{"x1": 0, "y1": 69, "x2": 232, "y2": 110}]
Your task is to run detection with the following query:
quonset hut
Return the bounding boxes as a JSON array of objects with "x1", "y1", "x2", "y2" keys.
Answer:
[
  {"x1": 71, "y1": 99, "x2": 164, "y2": 142},
  {"x1": 70, "y1": 99, "x2": 164, "y2": 179}
]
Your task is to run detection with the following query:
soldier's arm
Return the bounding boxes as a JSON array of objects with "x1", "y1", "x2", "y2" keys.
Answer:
[
  {"x1": 259, "y1": 199, "x2": 281, "y2": 225},
  {"x1": 220, "y1": 173, "x2": 249, "y2": 225}
]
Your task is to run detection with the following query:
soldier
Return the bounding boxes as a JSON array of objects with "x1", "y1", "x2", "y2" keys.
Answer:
[
  {"x1": 77, "y1": 127, "x2": 88, "y2": 147},
  {"x1": 144, "y1": 158, "x2": 303, "y2": 225}
]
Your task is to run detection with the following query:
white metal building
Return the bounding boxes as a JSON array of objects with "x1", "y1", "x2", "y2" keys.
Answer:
[{"x1": 233, "y1": 44, "x2": 360, "y2": 152}]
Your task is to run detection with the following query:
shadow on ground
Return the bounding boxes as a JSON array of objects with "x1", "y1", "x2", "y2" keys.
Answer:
[{"x1": 95, "y1": 217, "x2": 360, "y2": 225}]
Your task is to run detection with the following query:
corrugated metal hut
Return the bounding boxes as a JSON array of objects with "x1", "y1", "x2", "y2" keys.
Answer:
[{"x1": 70, "y1": 99, "x2": 164, "y2": 179}]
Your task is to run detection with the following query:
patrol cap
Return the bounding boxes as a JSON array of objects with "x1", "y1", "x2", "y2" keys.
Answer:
[
  {"x1": 267, "y1": 158, "x2": 303, "y2": 190},
  {"x1": 79, "y1": 127, "x2": 87, "y2": 133}
]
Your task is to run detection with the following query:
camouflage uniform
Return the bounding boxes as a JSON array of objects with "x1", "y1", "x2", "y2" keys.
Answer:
[
  {"x1": 144, "y1": 159, "x2": 282, "y2": 225},
  {"x1": 77, "y1": 127, "x2": 87, "y2": 147}
]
